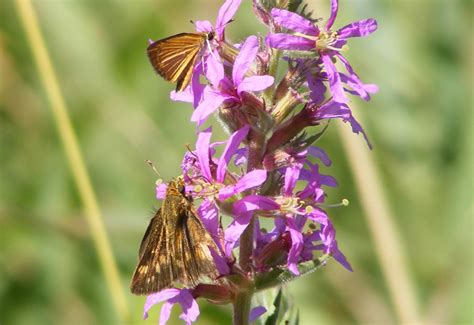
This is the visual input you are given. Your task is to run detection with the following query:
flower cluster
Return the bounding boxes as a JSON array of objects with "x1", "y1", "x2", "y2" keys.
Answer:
[{"x1": 145, "y1": 0, "x2": 377, "y2": 323}]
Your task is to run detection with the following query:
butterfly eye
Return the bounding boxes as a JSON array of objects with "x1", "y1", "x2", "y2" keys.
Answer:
[
  {"x1": 207, "y1": 31, "x2": 215, "y2": 41},
  {"x1": 178, "y1": 184, "x2": 186, "y2": 195}
]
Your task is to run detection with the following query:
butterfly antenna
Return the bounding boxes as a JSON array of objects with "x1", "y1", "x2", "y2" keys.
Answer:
[
  {"x1": 184, "y1": 144, "x2": 197, "y2": 157},
  {"x1": 207, "y1": 43, "x2": 219, "y2": 62},
  {"x1": 146, "y1": 160, "x2": 162, "y2": 178}
]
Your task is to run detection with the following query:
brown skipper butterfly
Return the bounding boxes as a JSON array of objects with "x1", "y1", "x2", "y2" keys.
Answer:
[{"x1": 130, "y1": 177, "x2": 218, "y2": 295}]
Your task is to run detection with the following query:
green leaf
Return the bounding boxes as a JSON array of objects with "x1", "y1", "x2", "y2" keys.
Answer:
[
  {"x1": 254, "y1": 287, "x2": 299, "y2": 325},
  {"x1": 264, "y1": 288, "x2": 283, "y2": 325}
]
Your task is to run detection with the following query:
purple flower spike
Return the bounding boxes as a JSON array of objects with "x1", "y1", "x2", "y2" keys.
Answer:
[{"x1": 142, "y1": 1, "x2": 378, "y2": 322}]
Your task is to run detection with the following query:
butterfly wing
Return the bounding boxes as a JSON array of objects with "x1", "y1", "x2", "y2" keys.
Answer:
[
  {"x1": 130, "y1": 209, "x2": 174, "y2": 295},
  {"x1": 174, "y1": 205, "x2": 219, "y2": 288},
  {"x1": 147, "y1": 33, "x2": 206, "y2": 92},
  {"x1": 130, "y1": 185, "x2": 219, "y2": 295}
]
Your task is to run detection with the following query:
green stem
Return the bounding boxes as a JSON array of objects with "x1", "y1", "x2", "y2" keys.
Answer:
[{"x1": 233, "y1": 289, "x2": 253, "y2": 325}]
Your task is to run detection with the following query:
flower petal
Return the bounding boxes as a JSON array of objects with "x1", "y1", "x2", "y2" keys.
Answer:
[
  {"x1": 326, "y1": 0, "x2": 339, "y2": 29},
  {"x1": 338, "y1": 18, "x2": 378, "y2": 39},
  {"x1": 307, "y1": 146, "x2": 332, "y2": 166},
  {"x1": 332, "y1": 244, "x2": 353, "y2": 271},
  {"x1": 156, "y1": 182, "x2": 167, "y2": 199},
  {"x1": 195, "y1": 20, "x2": 213, "y2": 33},
  {"x1": 182, "y1": 62, "x2": 206, "y2": 108},
  {"x1": 233, "y1": 35, "x2": 259, "y2": 86},
  {"x1": 345, "y1": 115, "x2": 373, "y2": 149},
  {"x1": 287, "y1": 217, "x2": 303, "y2": 275},
  {"x1": 206, "y1": 50, "x2": 224, "y2": 87},
  {"x1": 271, "y1": 8, "x2": 319, "y2": 35},
  {"x1": 321, "y1": 54, "x2": 348, "y2": 104},
  {"x1": 195, "y1": 128, "x2": 213, "y2": 181},
  {"x1": 320, "y1": 224, "x2": 352, "y2": 271},
  {"x1": 159, "y1": 302, "x2": 174, "y2": 325},
  {"x1": 233, "y1": 195, "x2": 280, "y2": 215},
  {"x1": 249, "y1": 306, "x2": 267, "y2": 322},
  {"x1": 198, "y1": 199, "x2": 219, "y2": 237},
  {"x1": 237, "y1": 75, "x2": 274, "y2": 94},
  {"x1": 209, "y1": 247, "x2": 230, "y2": 275},
  {"x1": 218, "y1": 169, "x2": 267, "y2": 200},
  {"x1": 307, "y1": 207, "x2": 329, "y2": 226},
  {"x1": 173, "y1": 290, "x2": 200, "y2": 324},
  {"x1": 191, "y1": 88, "x2": 228, "y2": 126},
  {"x1": 266, "y1": 33, "x2": 314, "y2": 51},
  {"x1": 143, "y1": 289, "x2": 181, "y2": 320},
  {"x1": 224, "y1": 212, "x2": 253, "y2": 255},
  {"x1": 336, "y1": 53, "x2": 378, "y2": 101},
  {"x1": 170, "y1": 88, "x2": 194, "y2": 103},
  {"x1": 306, "y1": 72, "x2": 327, "y2": 105},
  {"x1": 317, "y1": 100, "x2": 351, "y2": 120},
  {"x1": 215, "y1": 0, "x2": 242, "y2": 39},
  {"x1": 284, "y1": 164, "x2": 302, "y2": 195},
  {"x1": 234, "y1": 147, "x2": 248, "y2": 166},
  {"x1": 216, "y1": 125, "x2": 249, "y2": 183}
]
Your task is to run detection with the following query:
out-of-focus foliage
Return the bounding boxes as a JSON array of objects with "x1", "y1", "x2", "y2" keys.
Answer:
[{"x1": 0, "y1": 0, "x2": 471, "y2": 324}]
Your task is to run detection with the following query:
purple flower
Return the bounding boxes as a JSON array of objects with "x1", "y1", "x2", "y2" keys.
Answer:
[
  {"x1": 266, "y1": 0, "x2": 377, "y2": 103},
  {"x1": 191, "y1": 35, "x2": 274, "y2": 125},
  {"x1": 304, "y1": 99, "x2": 373, "y2": 148},
  {"x1": 195, "y1": 0, "x2": 242, "y2": 41},
  {"x1": 319, "y1": 223, "x2": 352, "y2": 271},
  {"x1": 191, "y1": 125, "x2": 267, "y2": 201},
  {"x1": 182, "y1": 125, "x2": 267, "y2": 253},
  {"x1": 144, "y1": 289, "x2": 199, "y2": 325},
  {"x1": 232, "y1": 159, "x2": 343, "y2": 274}
]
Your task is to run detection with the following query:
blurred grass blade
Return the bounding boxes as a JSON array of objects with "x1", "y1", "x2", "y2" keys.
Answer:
[
  {"x1": 14, "y1": 0, "x2": 129, "y2": 321},
  {"x1": 337, "y1": 118, "x2": 422, "y2": 324}
]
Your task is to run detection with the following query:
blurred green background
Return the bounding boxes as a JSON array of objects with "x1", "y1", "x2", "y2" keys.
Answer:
[{"x1": 0, "y1": 0, "x2": 472, "y2": 324}]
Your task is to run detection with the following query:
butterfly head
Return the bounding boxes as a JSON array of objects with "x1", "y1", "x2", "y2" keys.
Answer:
[{"x1": 206, "y1": 31, "x2": 215, "y2": 42}]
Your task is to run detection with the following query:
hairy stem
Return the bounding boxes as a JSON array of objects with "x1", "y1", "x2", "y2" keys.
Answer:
[{"x1": 233, "y1": 289, "x2": 253, "y2": 325}]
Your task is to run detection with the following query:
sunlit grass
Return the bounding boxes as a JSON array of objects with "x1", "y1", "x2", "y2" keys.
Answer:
[{"x1": 14, "y1": 0, "x2": 129, "y2": 321}]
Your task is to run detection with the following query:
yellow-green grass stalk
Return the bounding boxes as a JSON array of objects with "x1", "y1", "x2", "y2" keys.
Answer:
[
  {"x1": 337, "y1": 117, "x2": 422, "y2": 324},
  {"x1": 15, "y1": 0, "x2": 129, "y2": 321}
]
